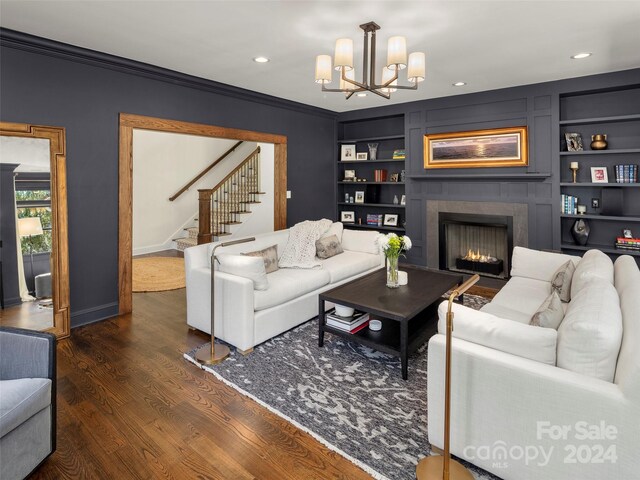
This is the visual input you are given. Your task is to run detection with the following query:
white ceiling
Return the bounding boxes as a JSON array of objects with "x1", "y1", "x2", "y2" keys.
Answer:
[{"x1": 1, "y1": 1, "x2": 639, "y2": 113}]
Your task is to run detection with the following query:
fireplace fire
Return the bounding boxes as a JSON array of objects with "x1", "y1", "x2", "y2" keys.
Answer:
[{"x1": 455, "y1": 249, "x2": 504, "y2": 276}]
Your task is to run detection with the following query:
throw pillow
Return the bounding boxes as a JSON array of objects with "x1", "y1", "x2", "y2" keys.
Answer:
[
  {"x1": 217, "y1": 254, "x2": 269, "y2": 290},
  {"x1": 315, "y1": 235, "x2": 344, "y2": 259},
  {"x1": 243, "y1": 244, "x2": 279, "y2": 273},
  {"x1": 551, "y1": 260, "x2": 575, "y2": 303},
  {"x1": 530, "y1": 291, "x2": 564, "y2": 329}
]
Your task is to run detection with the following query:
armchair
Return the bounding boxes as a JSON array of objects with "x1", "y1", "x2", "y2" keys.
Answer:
[{"x1": 0, "y1": 327, "x2": 56, "y2": 480}]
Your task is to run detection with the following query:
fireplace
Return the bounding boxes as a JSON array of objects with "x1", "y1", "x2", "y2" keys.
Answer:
[{"x1": 439, "y1": 212, "x2": 513, "y2": 279}]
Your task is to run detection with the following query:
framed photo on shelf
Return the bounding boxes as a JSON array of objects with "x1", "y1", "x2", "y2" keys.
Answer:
[
  {"x1": 344, "y1": 169, "x2": 356, "y2": 181},
  {"x1": 354, "y1": 191, "x2": 365, "y2": 204},
  {"x1": 356, "y1": 152, "x2": 368, "y2": 161},
  {"x1": 623, "y1": 229, "x2": 633, "y2": 239},
  {"x1": 424, "y1": 126, "x2": 528, "y2": 169},
  {"x1": 565, "y1": 133, "x2": 584, "y2": 152},
  {"x1": 341, "y1": 211, "x2": 355, "y2": 223},
  {"x1": 383, "y1": 214, "x2": 399, "y2": 227},
  {"x1": 591, "y1": 166, "x2": 609, "y2": 183},
  {"x1": 389, "y1": 173, "x2": 400, "y2": 182},
  {"x1": 400, "y1": 194, "x2": 406, "y2": 205},
  {"x1": 341, "y1": 144, "x2": 357, "y2": 161}
]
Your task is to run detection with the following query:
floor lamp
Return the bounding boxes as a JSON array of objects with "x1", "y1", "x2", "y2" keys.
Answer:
[
  {"x1": 17, "y1": 217, "x2": 44, "y2": 293},
  {"x1": 416, "y1": 273, "x2": 480, "y2": 480},
  {"x1": 196, "y1": 236, "x2": 256, "y2": 365}
]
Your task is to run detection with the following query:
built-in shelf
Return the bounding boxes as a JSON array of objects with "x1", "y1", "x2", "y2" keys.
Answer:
[
  {"x1": 560, "y1": 182, "x2": 640, "y2": 187},
  {"x1": 338, "y1": 202, "x2": 405, "y2": 208},
  {"x1": 408, "y1": 173, "x2": 551, "y2": 180},
  {"x1": 338, "y1": 135, "x2": 404, "y2": 143},
  {"x1": 559, "y1": 148, "x2": 640, "y2": 156},
  {"x1": 344, "y1": 224, "x2": 405, "y2": 233},
  {"x1": 338, "y1": 181, "x2": 405, "y2": 185},
  {"x1": 559, "y1": 114, "x2": 640, "y2": 125},
  {"x1": 560, "y1": 214, "x2": 640, "y2": 222},
  {"x1": 561, "y1": 243, "x2": 640, "y2": 257},
  {"x1": 339, "y1": 158, "x2": 405, "y2": 164}
]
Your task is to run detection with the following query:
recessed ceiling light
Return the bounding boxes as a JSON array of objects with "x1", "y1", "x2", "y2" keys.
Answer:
[
  {"x1": 357, "y1": 93, "x2": 367, "y2": 97},
  {"x1": 571, "y1": 52, "x2": 592, "y2": 59},
  {"x1": 253, "y1": 56, "x2": 269, "y2": 63},
  {"x1": 452, "y1": 82, "x2": 466, "y2": 87}
]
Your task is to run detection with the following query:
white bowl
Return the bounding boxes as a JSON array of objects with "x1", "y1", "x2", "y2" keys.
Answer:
[
  {"x1": 334, "y1": 304, "x2": 355, "y2": 317},
  {"x1": 369, "y1": 319, "x2": 382, "y2": 331}
]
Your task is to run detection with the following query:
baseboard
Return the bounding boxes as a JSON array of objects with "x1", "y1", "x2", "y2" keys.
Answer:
[
  {"x1": 70, "y1": 302, "x2": 119, "y2": 328},
  {"x1": 1, "y1": 295, "x2": 22, "y2": 308}
]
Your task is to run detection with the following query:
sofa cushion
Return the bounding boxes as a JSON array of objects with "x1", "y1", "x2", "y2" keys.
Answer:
[
  {"x1": 321, "y1": 222, "x2": 344, "y2": 242},
  {"x1": 530, "y1": 291, "x2": 564, "y2": 329},
  {"x1": 0, "y1": 378, "x2": 51, "y2": 438},
  {"x1": 321, "y1": 250, "x2": 381, "y2": 283},
  {"x1": 254, "y1": 268, "x2": 330, "y2": 311},
  {"x1": 570, "y1": 249, "x2": 614, "y2": 298},
  {"x1": 341, "y1": 229, "x2": 380, "y2": 255},
  {"x1": 315, "y1": 235, "x2": 343, "y2": 259},
  {"x1": 243, "y1": 244, "x2": 279, "y2": 273},
  {"x1": 218, "y1": 254, "x2": 269, "y2": 291},
  {"x1": 551, "y1": 260, "x2": 575, "y2": 303},
  {"x1": 482, "y1": 276, "x2": 551, "y2": 322},
  {"x1": 614, "y1": 254, "x2": 640, "y2": 296},
  {"x1": 557, "y1": 280, "x2": 622, "y2": 382},
  {"x1": 438, "y1": 302, "x2": 558, "y2": 365},
  {"x1": 614, "y1": 257, "x2": 640, "y2": 393},
  {"x1": 510, "y1": 246, "x2": 579, "y2": 282}
]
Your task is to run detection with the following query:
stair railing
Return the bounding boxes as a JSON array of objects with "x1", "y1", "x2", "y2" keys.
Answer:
[
  {"x1": 169, "y1": 140, "x2": 243, "y2": 201},
  {"x1": 197, "y1": 146, "x2": 261, "y2": 244}
]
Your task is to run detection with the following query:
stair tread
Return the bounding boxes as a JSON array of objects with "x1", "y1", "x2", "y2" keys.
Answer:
[{"x1": 220, "y1": 221, "x2": 242, "y2": 225}]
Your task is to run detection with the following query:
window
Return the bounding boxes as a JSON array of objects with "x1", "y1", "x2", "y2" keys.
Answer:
[{"x1": 16, "y1": 190, "x2": 52, "y2": 254}]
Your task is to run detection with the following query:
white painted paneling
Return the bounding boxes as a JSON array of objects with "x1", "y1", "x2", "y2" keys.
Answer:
[{"x1": 132, "y1": 130, "x2": 257, "y2": 254}]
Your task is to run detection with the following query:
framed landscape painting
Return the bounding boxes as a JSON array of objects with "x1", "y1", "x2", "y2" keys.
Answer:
[{"x1": 424, "y1": 126, "x2": 528, "y2": 169}]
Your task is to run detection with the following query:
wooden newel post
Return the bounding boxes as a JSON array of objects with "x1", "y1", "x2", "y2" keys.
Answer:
[{"x1": 198, "y1": 189, "x2": 213, "y2": 244}]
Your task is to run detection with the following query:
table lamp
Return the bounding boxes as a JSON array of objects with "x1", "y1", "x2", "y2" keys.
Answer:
[
  {"x1": 18, "y1": 217, "x2": 44, "y2": 286},
  {"x1": 196, "y1": 236, "x2": 256, "y2": 365}
]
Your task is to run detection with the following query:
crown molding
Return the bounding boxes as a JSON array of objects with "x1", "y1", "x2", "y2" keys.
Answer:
[{"x1": 0, "y1": 28, "x2": 337, "y2": 119}]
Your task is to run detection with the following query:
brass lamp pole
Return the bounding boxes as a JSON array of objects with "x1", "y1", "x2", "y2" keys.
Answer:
[
  {"x1": 195, "y1": 236, "x2": 255, "y2": 365},
  {"x1": 416, "y1": 274, "x2": 480, "y2": 480}
]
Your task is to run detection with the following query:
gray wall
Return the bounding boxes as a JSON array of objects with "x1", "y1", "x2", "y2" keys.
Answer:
[
  {"x1": 1, "y1": 164, "x2": 20, "y2": 306},
  {"x1": 1, "y1": 29, "x2": 336, "y2": 326},
  {"x1": 337, "y1": 69, "x2": 640, "y2": 266}
]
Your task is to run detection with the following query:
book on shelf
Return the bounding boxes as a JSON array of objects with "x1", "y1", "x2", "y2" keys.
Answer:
[
  {"x1": 614, "y1": 164, "x2": 638, "y2": 183},
  {"x1": 374, "y1": 169, "x2": 388, "y2": 182},
  {"x1": 366, "y1": 214, "x2": 379, "y2": 225},
  {"x1": 325, "y1": 310, "x2": 371, "y2": 332},
  {"x1": 392, "y1": 149, "x2": 406, "y2": 160},
  {"x1": 561, "y1": 194, "x2": 578, "y2": 214}
]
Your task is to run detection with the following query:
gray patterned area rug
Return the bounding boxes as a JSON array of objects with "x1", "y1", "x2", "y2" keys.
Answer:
[{"x1": 184, "y1": 294, "x2": 498, "y2": 480}]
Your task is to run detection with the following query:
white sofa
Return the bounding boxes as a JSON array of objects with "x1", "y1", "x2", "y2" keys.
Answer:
[
  {"x1": 185, "y1": 223, "x2": 384, "y2": 352},
  {"x1": 428, "y1": 247, "x2": 639, "y2": 480}
]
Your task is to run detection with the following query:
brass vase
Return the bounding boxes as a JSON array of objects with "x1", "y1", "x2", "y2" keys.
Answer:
[{"x1": 590, "y1": 134, "x2": 608, "y2": 150}]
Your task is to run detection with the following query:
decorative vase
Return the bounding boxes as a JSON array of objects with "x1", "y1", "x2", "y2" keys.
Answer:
[
  {"x1": 571, "y1": 218, "x2": 590, "y2": 246},
  {"x1": 590, "y1": 134, "x2": 608, "y2": 150},
  {"x1": 386, "y1": 255, "x2": 400, "y2": 288},
  {"x1": 368, "y1": 143, "x2": 379, "y2": 161}
]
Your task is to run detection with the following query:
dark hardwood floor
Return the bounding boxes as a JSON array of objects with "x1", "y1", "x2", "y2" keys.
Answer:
[
  {"x1": 33, "y1": 287, "x2": 372, "y2": 480},
  {"x1": 1, "y1": 298, "x2": 53, "y2": 330}
]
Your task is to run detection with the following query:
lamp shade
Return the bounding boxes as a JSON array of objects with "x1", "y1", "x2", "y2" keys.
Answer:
[
  {"x1": 315, "y1": 55, "x2": 332, "y2": 84},
  {"x1": 407, "y1": 52, "x2": 426, "y2": 82},
  {"x1": 339, "y1": 68, "x2": 356, "y2": 91},
  {"x1": 334, "y1": 38, "x2": 354, "y2": 70},
  {"x1": 18, "y1": 217, "x2": 43, "y2": 237},
  {"x1": 387, "y1": 36, "x2": 407, "y2": 70}
]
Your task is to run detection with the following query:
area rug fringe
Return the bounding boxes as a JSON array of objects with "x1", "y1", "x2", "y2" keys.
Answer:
[{"x1": 183, "y1": 352, "x2": 389, "y2": 480}]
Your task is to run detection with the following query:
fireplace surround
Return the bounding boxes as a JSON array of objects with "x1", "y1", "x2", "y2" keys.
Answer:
[{"x1": 427, "y1": 200, "x2": 528, "y2": 278}]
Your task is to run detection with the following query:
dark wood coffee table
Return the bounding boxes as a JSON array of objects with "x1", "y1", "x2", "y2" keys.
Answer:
[{"x1": 318, "y1": 266, "x2": 463, "y2": 380}]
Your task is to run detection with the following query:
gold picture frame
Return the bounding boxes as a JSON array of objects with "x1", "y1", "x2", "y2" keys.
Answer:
[{"x1": 424, "y1": 126, "x2": 528, "y2": 169}]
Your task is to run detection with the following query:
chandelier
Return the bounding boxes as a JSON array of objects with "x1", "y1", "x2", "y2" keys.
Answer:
[{"x1": 314, "y1": 21, "x2": 425, "y2": 99}]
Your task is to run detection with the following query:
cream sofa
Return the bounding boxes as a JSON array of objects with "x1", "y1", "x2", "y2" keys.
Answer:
[
  {"x1": 185, "y1": 223, "x2": 384, "y2": 352},
  {"x1": 427, "y1": 247, "x2": 639, "y2": 480}
]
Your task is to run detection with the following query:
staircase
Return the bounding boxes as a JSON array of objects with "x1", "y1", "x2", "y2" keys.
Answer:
[{"x1": 173, "y1": 147, "x2": 264, "y2": 250}]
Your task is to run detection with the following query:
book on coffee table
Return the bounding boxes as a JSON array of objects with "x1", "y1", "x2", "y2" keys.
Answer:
[{"x1": 326, "y1": 309, "x2": 370, "y2": 332}]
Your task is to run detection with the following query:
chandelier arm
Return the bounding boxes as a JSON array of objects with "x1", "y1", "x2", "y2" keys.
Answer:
[
  {"x1": 341, "y1": 68, "x2": 367, "y2": 90},
  {"x1": 345, "y1": 91, "x2": 355, "y2": 100},
  {"x1": 371, "y1": 67, "x2": 399, "y2": 89},
  {"x1": 362, "y1": 28, "x2": 369, "y2": 87},
  {"x1": 369, "y1": 28, "x2": 377, "y2": 88},
  {"x1": 367, "y1": 88, "x2": 391, "y2": 100},
  {"x1": 391, "y1": 84, "x2": 419, "y2": 91}
]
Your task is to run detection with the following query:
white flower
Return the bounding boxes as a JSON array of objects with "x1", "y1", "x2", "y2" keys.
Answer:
[{"x1": 402, "y1": 235, "x2": 412, "y2": 251}]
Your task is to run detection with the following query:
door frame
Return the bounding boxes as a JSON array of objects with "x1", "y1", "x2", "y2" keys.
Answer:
[{"x1": 118, "y1": 113, "x2": 287, "y2": 314}]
